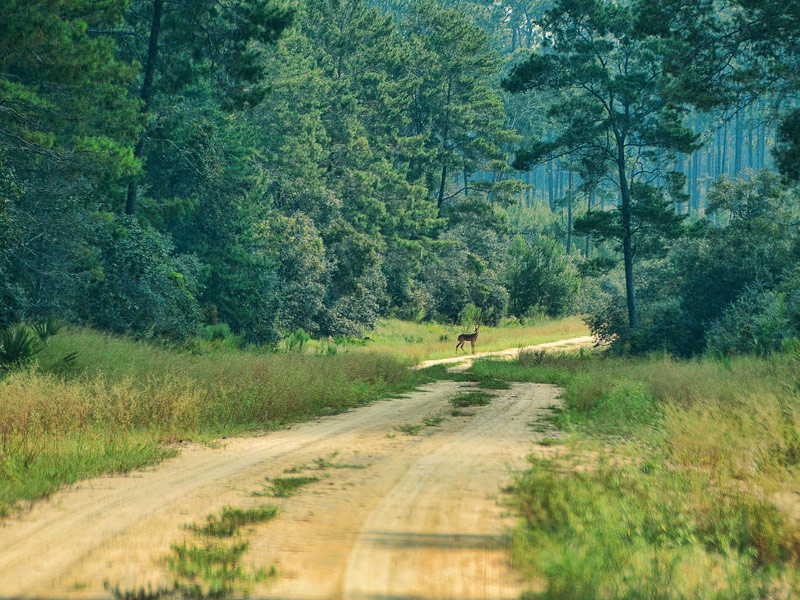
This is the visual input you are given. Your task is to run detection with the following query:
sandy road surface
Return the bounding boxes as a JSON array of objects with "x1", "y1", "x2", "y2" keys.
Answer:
[{"x1": 0, "y1": 377, "x2": 565, "y2": 599}]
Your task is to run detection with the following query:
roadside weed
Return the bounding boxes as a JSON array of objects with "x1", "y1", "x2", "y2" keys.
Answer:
[
  {"x1": 168, "y1": 540, "x2": 275, "y2": 598},
  {"x1": 450, "y1": 390, "x2": 493, "y2": 408},
  {"x1": 450, "y1": 408, "x2": 476, "y2": 417},
  {"x1": 394, "y1": 423, "x2": 423, "y2": 435},
  {"x1": 423, "y1": 415, "x2": 445, "y2": 427},
  {"x1": 189, "y1": 506, "x2": 278, "y2": 538},
  {"x1": 259, "y1": 476, "x2": 320, "y2": 498}
]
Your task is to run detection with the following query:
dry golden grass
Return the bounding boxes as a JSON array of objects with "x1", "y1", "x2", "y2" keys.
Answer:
[{"x1": 0, "y1": 327, "x2": 421, "y2": 515}]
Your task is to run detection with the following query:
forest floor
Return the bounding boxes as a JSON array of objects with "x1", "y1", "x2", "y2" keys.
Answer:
[{"x1": 0, "y1": 338, "x2": 590, "y2": 599}]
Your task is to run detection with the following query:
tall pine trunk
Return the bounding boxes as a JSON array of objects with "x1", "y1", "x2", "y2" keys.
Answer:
[
  {"x1": 585, "y1": 190, "x2": 593, "y2": 257},
  {"x1": 617, "y1": 135, "x2": 637, "y2": 329},
  {"x1": 566, "y1": 171, "x2": 573, "y2": 254},
  {"x1": 734, "y1": 112, "x2": 743, "y2": 175},
  {"x1": 126, "y1": 0, "x2": 165, "y2": 216}
]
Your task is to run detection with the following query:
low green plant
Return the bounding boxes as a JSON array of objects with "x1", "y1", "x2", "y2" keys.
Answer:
[
  {"x1": 422, "y1": 415, "x2": 445, "y2": 427},
  {"x1": 168, "y1": 540, "x2": 274, "y2": 598},
  {"x1": 0, "y1": 325, "x2": 41, "y2": 368},
  {"x1": 30, "y1": 318, "x2": 63, "y2": 344},
  {"x1": 475, "y1": 377, "x2": 511, "y2": 389},
  {"x1": 394, "y1": 423, "x2": 423, "y2": 435},
  {"x1": 259, "y1": 476, "x2": 319, "y2": 498},
  {"x1": 285, "y1": 328, "x2": 311, "y2": 352},
  {"x1": 189, "y1": 506, "x2": 278, "y2": 538},
  {"x1": 449, "y1": 390, "x2": 493, "y2": 408},
  {"x1": 309, "y1": 453, "x2": 367, "y2": 470},
  {"x1": 450, "y1": 408, "x2": 475, "y2": 417},
  {"x1": 537, "y1": 437, "x2": 562, "y2": 447},
  {"x1": 505, "y1": 350, "x2": 800, "y2": 596},
  {"x1": 106, "y1": 582, "x2": 175, "y2": 600}
]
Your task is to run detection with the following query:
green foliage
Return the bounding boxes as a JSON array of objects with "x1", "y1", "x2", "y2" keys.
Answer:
[
  {"x1": 774, "y1": 108, "x2": 800, "y2": 182},
  {"x1": 458, "y1": 303, "x2": 482, "y2": 328},
  {"x1": 84, "y1": 215, "x2": 202, "y2": 339},
  {"x1": 505, "y1": 236, "x2": 578, "y2": 318},
  {"x1": 706, "y1": 286, "x2": 795, "y2": 356},
  {"x1": 0, "y1": 325, "x2": 41, "y2": 368},
  {"x1": 504, "y1": 0, "x2": 700, "y2": 329},
  {"x1": 587, "y1": 172, "x2": 800, "y2": 356},
  {"x1": 0, "y1": 0, "x2": 140, "y2": 179},
  {"x1": 200, "y1": 324, "x2": 244, "y2": 350},
  {"x1": 30, "y1": 318, "x2": 63, "y2": 344}
]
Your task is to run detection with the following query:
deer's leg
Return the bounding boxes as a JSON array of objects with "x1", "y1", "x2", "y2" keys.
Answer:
[{"x1": 470, "y1": 340, "x2": 475, "y2": 354}]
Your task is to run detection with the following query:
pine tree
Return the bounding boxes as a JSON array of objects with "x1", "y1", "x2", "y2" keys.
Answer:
[{"x1": 503, "y1": 0, "x2": 696, "y2": 328}]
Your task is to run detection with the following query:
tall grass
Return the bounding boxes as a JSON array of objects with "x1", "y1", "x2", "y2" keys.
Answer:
[
  {"x1": 0, "y1": 327, "x2": 421, "y2": 515},
  {"x1": 483, "y1": 350, "x2": 800, "y2": 597}
]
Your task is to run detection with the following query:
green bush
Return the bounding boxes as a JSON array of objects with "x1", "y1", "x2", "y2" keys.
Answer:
[
  {"x1": 706, "y1": 286, "x2": 793, "y2": 355},
  {"x1": 505, "y1": 235, "x2": 578, "y2": 319},
  {"x1": 83, "y1": 215, "x2": 202, "y2": 340},
  {"x1": 585, "y1": 172, "x2": 800, "y2": 357}
]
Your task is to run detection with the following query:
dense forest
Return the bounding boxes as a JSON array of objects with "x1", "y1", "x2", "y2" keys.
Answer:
[{"x1": 2, "y1": 0, "x2": 799, "y2": 355}]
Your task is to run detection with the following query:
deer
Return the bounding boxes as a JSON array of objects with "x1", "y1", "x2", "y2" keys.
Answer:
[{"x1": 456, "y1": 325, "x2": 479, "y2": 354}]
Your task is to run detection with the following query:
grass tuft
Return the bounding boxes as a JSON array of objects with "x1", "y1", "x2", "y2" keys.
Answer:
[
  {"x1": 168, "y1": 539, "x2": 274, "y2": 598},
  {"x1": 449, "y1": 390, "x2": 493, "y2": 408},
  {"x1": 189, "y1": 505, "x2": 278, "y2": 538},
  {"x1": 259, "y1": 476, "x2": 320, "y2": 498},
  {"x1": 394, "y1": 423, "x2": 423, "y2": 435},
  {"x1": 450, "y1": 408, "x2": 476, "y2": 417}
]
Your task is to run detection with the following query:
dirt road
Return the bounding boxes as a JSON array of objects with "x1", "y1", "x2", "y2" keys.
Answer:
[{"x1": 0, "y1": 366, "x2": 567, "y2": 598}]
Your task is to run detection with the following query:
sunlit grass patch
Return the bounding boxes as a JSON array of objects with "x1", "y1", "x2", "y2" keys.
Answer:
[
  {"x1": 189, "y1": 506, "x2": 278, "y2": 538},
  {"x1": 0, "y1": 327, "x2": 423, "y2": 514},
  {"x1": 504, "y1": 350, "x2": 800, "y2": 597},
  {"x1": 258, "y1": 476, "x2": 320, "y2": 498},
  {"x1": 168, "y1": 539, "x2": 275, "y2": 598}
]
